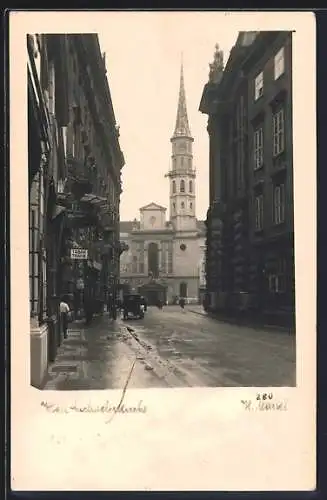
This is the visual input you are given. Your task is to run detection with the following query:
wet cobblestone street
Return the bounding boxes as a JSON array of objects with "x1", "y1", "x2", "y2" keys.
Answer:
[{"x1": 43, "y1": 306, "x2": 296, "y2": 390}]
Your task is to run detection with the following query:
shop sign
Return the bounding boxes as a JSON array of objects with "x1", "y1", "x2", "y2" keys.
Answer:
[{"x1": 71, "y1": 248, "x2": 88, "y2": 260}]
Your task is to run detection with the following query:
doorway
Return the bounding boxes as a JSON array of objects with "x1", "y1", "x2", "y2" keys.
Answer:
[
  {"x1": 138, "y1": 283, "x2": 167, "y2": 306},
  {"x1": 179, "y1": 282, "x2": 187, "y2": 298}
]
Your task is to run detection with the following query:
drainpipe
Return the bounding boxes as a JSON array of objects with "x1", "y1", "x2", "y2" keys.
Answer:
[
  {"x1": 37, "y1": 149, "x2": 50, "y2": 325},
  {"x1": 112, "y1": 243, "x2": 117, "y2": 320}
]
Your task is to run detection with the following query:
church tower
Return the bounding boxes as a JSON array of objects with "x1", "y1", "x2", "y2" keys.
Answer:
[{"x1": 167, "y1": 59, "x2": 197, "y2": 232}]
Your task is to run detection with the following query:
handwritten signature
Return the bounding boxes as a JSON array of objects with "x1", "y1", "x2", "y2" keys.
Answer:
[
  {"x1": 40, "y1": 400, "x2": 147, "y2": 416},
  {"x1": 241, "y1": 399, "x2": 288, "y2": 411}
]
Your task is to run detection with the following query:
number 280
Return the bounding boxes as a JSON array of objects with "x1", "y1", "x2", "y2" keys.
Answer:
[{"x1": 256, "y1": 393, "x2": 273, "y2": 401}]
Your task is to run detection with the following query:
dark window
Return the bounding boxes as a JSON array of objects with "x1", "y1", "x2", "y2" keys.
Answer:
[
  {"x1": 172, "y1": 180, "x2": 176, "y2": 193},
  {"x1": 273, "y1": 108, "x2": 285, "y2": 156},
  {"x1": 255, "y1": 194, "x2": 264, "y2": 231},
  {"x1": 189, "y1": 180, "x2": 193, "y2": 192},
  {"x1": 273, "y1": 183, "x2": 285, "y2": 224},
  {"x1": 269, "y1": 258, "x2": 286, "y2": 293},
  {"x1": 274, "y1": 47, "x2": 285, "y2": 80},
  {"x1": 254, "y1": 71, "x2": 264, "y2": 101},
  {"x1": 254, "y1": 127, "x2": 264, "y2": 170},
  {"x1": 148, "y1": 242, "x2": 159, "y2": 278},
  {"x1": 180, "y1": 179, "x2": 185, "y2": 192},
  {"x1": 132, "y1": 255, "x2": 137, "y2": 274},
  {"x1": 179, "y1": 282, "x2": 187, "y2": 297}
]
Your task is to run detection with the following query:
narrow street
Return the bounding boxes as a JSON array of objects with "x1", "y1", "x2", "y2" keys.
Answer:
[{"x1": 43, "y1": 306, "x2": 296, "y2": 390}]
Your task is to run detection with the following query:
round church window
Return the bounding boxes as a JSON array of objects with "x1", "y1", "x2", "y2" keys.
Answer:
[{"x1": 180, "y1": 243, "x2": 186, "y2": 251}]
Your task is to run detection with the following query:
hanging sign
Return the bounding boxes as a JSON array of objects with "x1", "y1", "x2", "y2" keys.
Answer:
[{"x1": 70, "y1": 248, "x2": 88, "y2": 260}]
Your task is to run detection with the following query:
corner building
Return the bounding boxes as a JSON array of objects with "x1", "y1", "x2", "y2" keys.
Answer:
[{"x1": 199, "y1": 32, "x2": 294, "y2": 326}]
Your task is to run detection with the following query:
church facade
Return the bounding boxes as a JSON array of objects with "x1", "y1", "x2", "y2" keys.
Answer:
[{"x1": 119, "y1": 62, "x2": 206, "y2": 305}]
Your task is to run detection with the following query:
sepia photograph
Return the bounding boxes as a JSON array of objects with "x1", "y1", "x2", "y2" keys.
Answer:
[
  {"x1": 28, "y1": 28, "x2": 296, "y2": 391},
  {"x1": 11, "y1": 10, "x2": 316, "y2": 492}
]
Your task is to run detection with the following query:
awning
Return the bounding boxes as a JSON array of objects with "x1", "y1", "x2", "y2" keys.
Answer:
[
  {"x1": 80, "y1": 193, "x2": 107, "y2": 207},
  {"x1": 51, "y1": 204, "x2": 66, "y2": 220},
  {"x1": 93, "y1": 261, "x2": 102, "y2": 271},
  {"x1": 87, "y1": 260, "x2": 102, "y2": 271}
]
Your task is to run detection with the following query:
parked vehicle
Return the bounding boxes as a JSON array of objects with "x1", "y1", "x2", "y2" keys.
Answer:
[{"x1": 122, "y1": 293, "x2": 146, "y2": 320}]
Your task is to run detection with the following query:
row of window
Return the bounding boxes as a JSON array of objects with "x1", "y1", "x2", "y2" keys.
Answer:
[
  {"x1": 172, "y1": 179, "x2": 193, "y2": 193},
  {"x1": 130, "y1": 262, "x2": 177, "y2": 275},
  {"x1": 253, "y1": 108, "x2": 285, "y2": 169},
  {"x1": 254, "y1": 183, "x2": 285, "y2": 231},
  {"x1": 172, "y1": 200, "x2": 193, "y2": 212},
  {"x1": 70, "y1": 44, "x2": 109, "y2": 186},
  {"x1": 254, "y1": 46, "x2": 285, "y2": 101},
  {"x1": 172, "y1": 157, "x2": 192, "y2": 170},
  {"x1": 129, "y1": 247, "x2": 174, "y2": 275}
]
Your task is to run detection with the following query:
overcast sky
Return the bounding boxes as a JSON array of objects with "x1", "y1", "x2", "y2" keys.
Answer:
[{"x1": 97, "y1": 13, "x2": 239, "y2": 221}]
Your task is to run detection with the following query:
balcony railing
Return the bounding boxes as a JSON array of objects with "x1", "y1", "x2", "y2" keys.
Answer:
[{"x1": 165, "y1": 167, "x2": 196, "y2": 178}]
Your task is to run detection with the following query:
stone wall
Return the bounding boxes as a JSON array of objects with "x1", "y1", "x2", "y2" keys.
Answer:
[{"x1": 173, "y1": 237, "x2": 201, "y2": 278}]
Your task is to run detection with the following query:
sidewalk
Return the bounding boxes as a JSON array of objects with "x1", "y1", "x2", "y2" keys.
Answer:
[
  {"x1": 42, "y1": 315, "x2": 168, "y2": 390},
  {"x1": 187, "y1": 306, "x2": 294, "y2": 333},
  {"x1": 42, "y1": 318, "x2": 105, "y2": 390}
]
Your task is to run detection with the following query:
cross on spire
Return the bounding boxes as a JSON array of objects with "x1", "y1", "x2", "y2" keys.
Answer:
[{"x1": 172, "y1": 57, "x2": 192, "y2": 138}]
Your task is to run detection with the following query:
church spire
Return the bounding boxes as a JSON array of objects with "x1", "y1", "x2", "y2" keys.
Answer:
[{"x1": 172, "y1": 58, "x2": 192, "y2": 138}]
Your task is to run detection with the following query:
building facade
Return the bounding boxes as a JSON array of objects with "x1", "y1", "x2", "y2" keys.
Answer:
[
  {"x1": 120, "y1": 63, "x2": 206, "y2": 305},
  {"x1": 56, "y1": 35, "x2": 125, "y2": 318},
  {"x1": 28, "y1": 34, "x2": 125, "y2": 387},
  {"x1": 28, "y1": 34, "x2": 70, "y2": 388},
  {"x1": 199, "y1": 31, "x2": 294, "y2": 326}
]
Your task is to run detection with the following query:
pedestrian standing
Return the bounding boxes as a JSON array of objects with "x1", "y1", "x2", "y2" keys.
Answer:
[
  {"x1": 179, "y1": 297, "x2": 185, "y2": 312},
  {"x1": 60, "y1": 296, "x2": 70, "y2": 339},
  {"x1": 140, "y1": 296, "x2": 147, "y2": 312}
]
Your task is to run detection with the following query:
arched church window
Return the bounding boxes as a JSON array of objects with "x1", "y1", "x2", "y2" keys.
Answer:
[
  {"x1": 189, "y1": 180, "x2": 193, "y2": 192},
  {"x1": 148, "y1": 243, "x2": 159, "y2": 278},
  {"x1": 188, "y1": 158, "x2": 192, "y2": 169},
  {"x1": 172, "y1": 180, "x2": 176, "y2": 193},
  {"x1": 181, "y1": 201, "x2": 185, "y2": 209},
  {"x1": 180, "y1": 179, "x2": 185, "y2": 192},
  {"x1": 173, "y1": 158, "x2": 177, "y2": 169},
  {"x1": 190, "y1": 202, "x2": 193, "y2": 209},
  {"x1": 181, "y1": 157, "x2": 184, "y2": 168}
]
